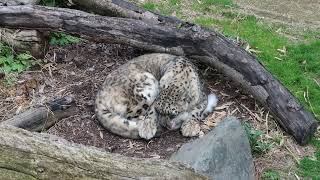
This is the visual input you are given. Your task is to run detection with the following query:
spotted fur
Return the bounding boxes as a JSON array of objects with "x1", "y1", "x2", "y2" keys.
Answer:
[
  {"x1": 155, "y1": 57, "x2": 218, "y2": 137},
  {"x1": 95, "y1": 53, "x2": 218, "y2": 139},
  {"x1": 95, "y1": 53, "x2": 176, "y2": 139}
]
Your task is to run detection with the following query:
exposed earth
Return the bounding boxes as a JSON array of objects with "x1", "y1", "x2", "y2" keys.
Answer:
[{"x1": 234, "y1": 0, "x2": 320, "y2": 31}]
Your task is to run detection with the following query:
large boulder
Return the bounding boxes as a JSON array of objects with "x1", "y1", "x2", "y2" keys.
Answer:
[{"x1": 170, "y1": 116, "x2": 255, "y2": 180}]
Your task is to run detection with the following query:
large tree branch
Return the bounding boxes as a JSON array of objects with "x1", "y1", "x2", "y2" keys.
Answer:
[
  {"x1": 0, "y1": 5, "x2": 317, "y2": 145},
  {"x1": 0, "y1": 125, "x2": 206, "y2": 179},
  {"x1": 72, "y1": 0, "x2": 182, "y2": 25}
]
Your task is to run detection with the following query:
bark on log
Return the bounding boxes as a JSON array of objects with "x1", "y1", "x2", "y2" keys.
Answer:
[
  {"x1": 72, "y1": 0, "x2": 182, "y2": 25},
  {"x1": 0, "y1": 5, "x2": 317, "y2": 145},
  {"x1": 0, "y1": 125, "x2": 207, "y2": 179},
  {"x1": 0, "y1": 96, "x2": 75, "y2": 131}
]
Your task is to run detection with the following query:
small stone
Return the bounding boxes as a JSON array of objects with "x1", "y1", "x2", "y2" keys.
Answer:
[{"x1": 170, "y1": 116, "x2": 254, "y2": 180}]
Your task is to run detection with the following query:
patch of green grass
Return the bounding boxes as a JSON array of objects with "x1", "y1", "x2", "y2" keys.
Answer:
[
  {"x1": 141, "y1": 0, "x2": 183, "y2": 17},
  {"x1": 221, "y1": 11, "x2": 238, "y2": 19},
  {"x1": 288, "y1": 41, "x2": 320, "y2": 76},
  {"x1": 142, "y1": 2, "x2": 157, "y2": 11},
  {"x1": 169, "y1": 0, "x2": 181, "y2": 6},
  {"x1": 197, "y1": 15, "x2": 320, "y2": 117},
  {"x1": 49, "y1": 32, "x2": 82, "y2": 46},
  {"x1": 243, "y1": 122, "x2": 273, "y2": 155},
  {"x1": 202, "y1": 0, "x2": 235, "y2": 7},
  {"x1": 299, "y1": 139, "x2": 320, "y2": 179},
  {"x1": 303, "y1": 30, "x2": 320, "y2": 42},
  {"x1": 262, "y1": 170, "x2": 281, "y2": 180},
  {"x1": 194, "y1": 17, "x2": 218, "y2": 27}
]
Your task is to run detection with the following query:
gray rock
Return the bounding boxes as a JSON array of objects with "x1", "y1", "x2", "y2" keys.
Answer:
[{"x1": 170, "y1": 116, "x2": 254, "y2": 180}]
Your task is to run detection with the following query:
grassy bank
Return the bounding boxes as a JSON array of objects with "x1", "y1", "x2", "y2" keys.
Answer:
[{"x1": 138, "y1": 0, "x2": 319, "y2": 179}]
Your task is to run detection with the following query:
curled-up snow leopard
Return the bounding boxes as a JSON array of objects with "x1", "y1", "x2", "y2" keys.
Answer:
[{"x1": 95, "y1": 53, "x2": 218, "y2": 140}]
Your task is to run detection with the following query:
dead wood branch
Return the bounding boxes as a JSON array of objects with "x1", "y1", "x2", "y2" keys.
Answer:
[
  {"x1": 0, "y1": 5, "x2": 317, "y2": 145},
  {"x1": 1, "y1": 96, "x2": 75, "y2": 131}
]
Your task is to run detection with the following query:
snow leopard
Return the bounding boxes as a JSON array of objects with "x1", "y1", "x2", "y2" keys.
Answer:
[{"x1": 95, "y1": 53, "x2": 218, "y2": 140}]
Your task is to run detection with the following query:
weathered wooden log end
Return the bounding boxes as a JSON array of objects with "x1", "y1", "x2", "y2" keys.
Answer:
[{"x1": 0, "y1": 96, "x2": 76, "y2": 132}]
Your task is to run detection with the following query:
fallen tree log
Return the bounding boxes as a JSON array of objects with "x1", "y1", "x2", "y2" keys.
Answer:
[
  {"x1": 71, "y1": 0, "x2": 182, "y2": 25},
  {"x1": 0, "y1": 5, "x2": 317, "y2": 145},
  {"x1": 0, "y1": 125, "x2": 206, "y2": 179},
  {"x1": 0, "y1": 96, "x2": 75, "y2": 131}
]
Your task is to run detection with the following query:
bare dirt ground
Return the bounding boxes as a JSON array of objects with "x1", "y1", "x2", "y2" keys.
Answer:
[{"x1": 234, "y1": 0, "x2": 320, "y2": 33}]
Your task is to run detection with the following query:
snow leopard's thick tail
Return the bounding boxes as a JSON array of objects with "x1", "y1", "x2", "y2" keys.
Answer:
[
  {"x1": 201, "y1": 93, "x2": 218, "y2": 118},
  {"x1": 96, "y1": 112, "x2": 141, "y2": 139}
]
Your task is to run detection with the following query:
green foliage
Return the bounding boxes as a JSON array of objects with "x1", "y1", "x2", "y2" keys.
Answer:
[
  {"x1": 141, "y1": 0, "x2": 182, "y2": 16},
  {"x1": 0, "y1": 42, "x2": 38, "y2": 74},
  {"x1": 169, "y1": 0, "x2": 181, "y2": 6},
  {"x1": 262, "y1": 170, "x2": 281, "y2": 180},
  {"x1": 49, "y1": 32, "x2": 82, "y2": 46},
  {"x1": 194, "y1": 17, "x2": 217, "y2": 27},
  {"x1": 142, "y1": 2, "x2": 157, "y2": 11},
  {"x1": 288, "y1": 41, "x2": 320, "y2": 76},
  {"x1": 221, "y1": 11, "x2": 238, "y2": 19},
  {"x1": 243, "y1": 122, "x2": 273, "y2": 154},
  {"x1": 202, "y1": 0, "x2": 235, "y2": 7},
  {"x1": 299, "y1": 139, "x2": 320, "y2": 179}
]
